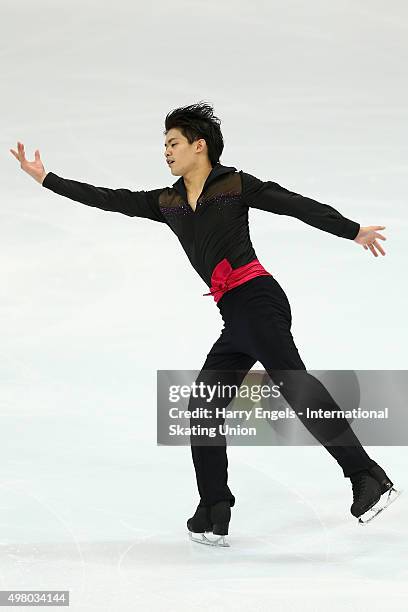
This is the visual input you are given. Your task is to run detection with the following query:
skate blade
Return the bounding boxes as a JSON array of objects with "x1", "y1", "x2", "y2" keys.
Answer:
[
  {"x1": 188, "y1": 531, "x2": 230, "y2": 547},
  {"x1": 358, "y1": 487, "x2": 403, "y2": 525}
]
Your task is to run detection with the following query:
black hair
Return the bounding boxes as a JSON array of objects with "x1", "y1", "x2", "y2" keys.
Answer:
[{"x1": 164, "y1": 101, "x2": 224, "y2": 166}]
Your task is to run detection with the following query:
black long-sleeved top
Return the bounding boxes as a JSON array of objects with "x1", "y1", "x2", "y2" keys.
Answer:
[{"x1": 42, "y1": 163, "x2": 360, "y2": 287}]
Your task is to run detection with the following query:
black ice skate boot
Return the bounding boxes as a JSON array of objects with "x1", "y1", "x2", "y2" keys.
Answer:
[
  {"x1": 187, "y1": 501, "x2": 231, "y2": 547},
  {"x1": 350, "y1": 470, "x2": 381, "y2": 520},
  {"x1": 368, "y1": 462, "x2": 394, "y2": 494},
  {"x1": 349, "y1": 466, "x2": 402, "y2": 525},
  {"x1": 186, "y1": 504, "x2": 212, "y2": 535},
  {"x1": 210, "y1": 501, "x2": 231, "y2": 537}
]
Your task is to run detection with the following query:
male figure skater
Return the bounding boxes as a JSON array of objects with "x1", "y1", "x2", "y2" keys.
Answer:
[{"x1": 10, "y1": 102, "x2": 400, "y2": 547}]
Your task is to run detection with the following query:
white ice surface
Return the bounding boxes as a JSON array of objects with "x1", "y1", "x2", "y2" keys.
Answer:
[{"x1": 2, "y1": 0, "x2": 408, "y2": 610}]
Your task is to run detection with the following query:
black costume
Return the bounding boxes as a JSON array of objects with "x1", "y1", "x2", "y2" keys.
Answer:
[
  {"x1": 42, "y1": 164, "x2": 375, "y2": 509},
  {"x1": 42, "y1": 162, "x2": 360, "y2": 288}
]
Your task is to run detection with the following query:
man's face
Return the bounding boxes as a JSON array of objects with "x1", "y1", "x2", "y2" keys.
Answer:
[{"x1": 164, "y1": 127, "x2": 206, "y2": 176}]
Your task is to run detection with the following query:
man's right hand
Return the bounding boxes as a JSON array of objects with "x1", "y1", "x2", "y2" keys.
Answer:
[{"x1": 10, "y1": 141, "x2": 47, "y2": 184}]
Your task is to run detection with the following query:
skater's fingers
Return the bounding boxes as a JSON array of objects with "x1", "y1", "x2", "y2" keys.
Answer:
[
  {"x1": 368, "y1": 243, "x2": 378, "y2": 257},
  {"x1": 375, "y1": 233, "x2": 386, "y2": 241},
  {"x1": 373, "y1": 240, "x2": 386, "y2": 256},
  {"x1": 18, "y1": 142, "x2": 26, "y2": 161},
  {"x1": 10, "y1": 146, "x2": 22, "y2": 160},
  {"x1": 12, "y1": 148, "x2": 23, "y2": 163}
]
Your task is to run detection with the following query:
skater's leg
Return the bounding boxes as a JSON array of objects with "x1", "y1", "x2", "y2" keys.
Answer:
[
  {"x1": 237, "y1": 276, "x2": 375, "y2": 477},
  {"x1": 262, "y1": 364, "x2": 375, "y2": 477},
  {"x1": 189, "y1": 331, "x2": 256, "y2": 508}
]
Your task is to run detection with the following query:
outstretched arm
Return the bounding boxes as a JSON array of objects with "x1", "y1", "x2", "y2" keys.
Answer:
[
  {"x1": 41, "y1": 172, "x2": 166, "y2": 222},
  {"x1": 10, "y1": 141, "x2": 166, "y2": 223},
  {"x1": 240, "y1": 170, "x2": 360, "y2": 238},
  {"x1": 240, "y1": 171, "x2": 387, "y2": 256}
]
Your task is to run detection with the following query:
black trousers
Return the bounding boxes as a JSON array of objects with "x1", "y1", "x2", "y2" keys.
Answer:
[{"x1": 189, "y1": 275, "x2": 375, "y2": 508}]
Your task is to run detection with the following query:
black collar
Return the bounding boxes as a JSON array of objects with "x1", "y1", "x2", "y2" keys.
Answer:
[{"x1": 171, "y1": 162, "x2": 237, "y2": 200}]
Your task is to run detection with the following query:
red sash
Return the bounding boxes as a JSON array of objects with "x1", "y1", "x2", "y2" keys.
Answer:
[{"x1": 203, "y1": 257, "x2": 272, "y2": 303}]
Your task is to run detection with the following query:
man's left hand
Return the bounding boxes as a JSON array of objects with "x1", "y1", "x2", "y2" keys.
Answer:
[{"x1": 354, "y1": 225, "x2": 387, "y2": 257}]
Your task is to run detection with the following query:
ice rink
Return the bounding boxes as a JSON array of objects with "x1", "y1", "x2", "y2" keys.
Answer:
[{"x1": 2, "y1": 0, "x2": 408, "y2": 610}]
